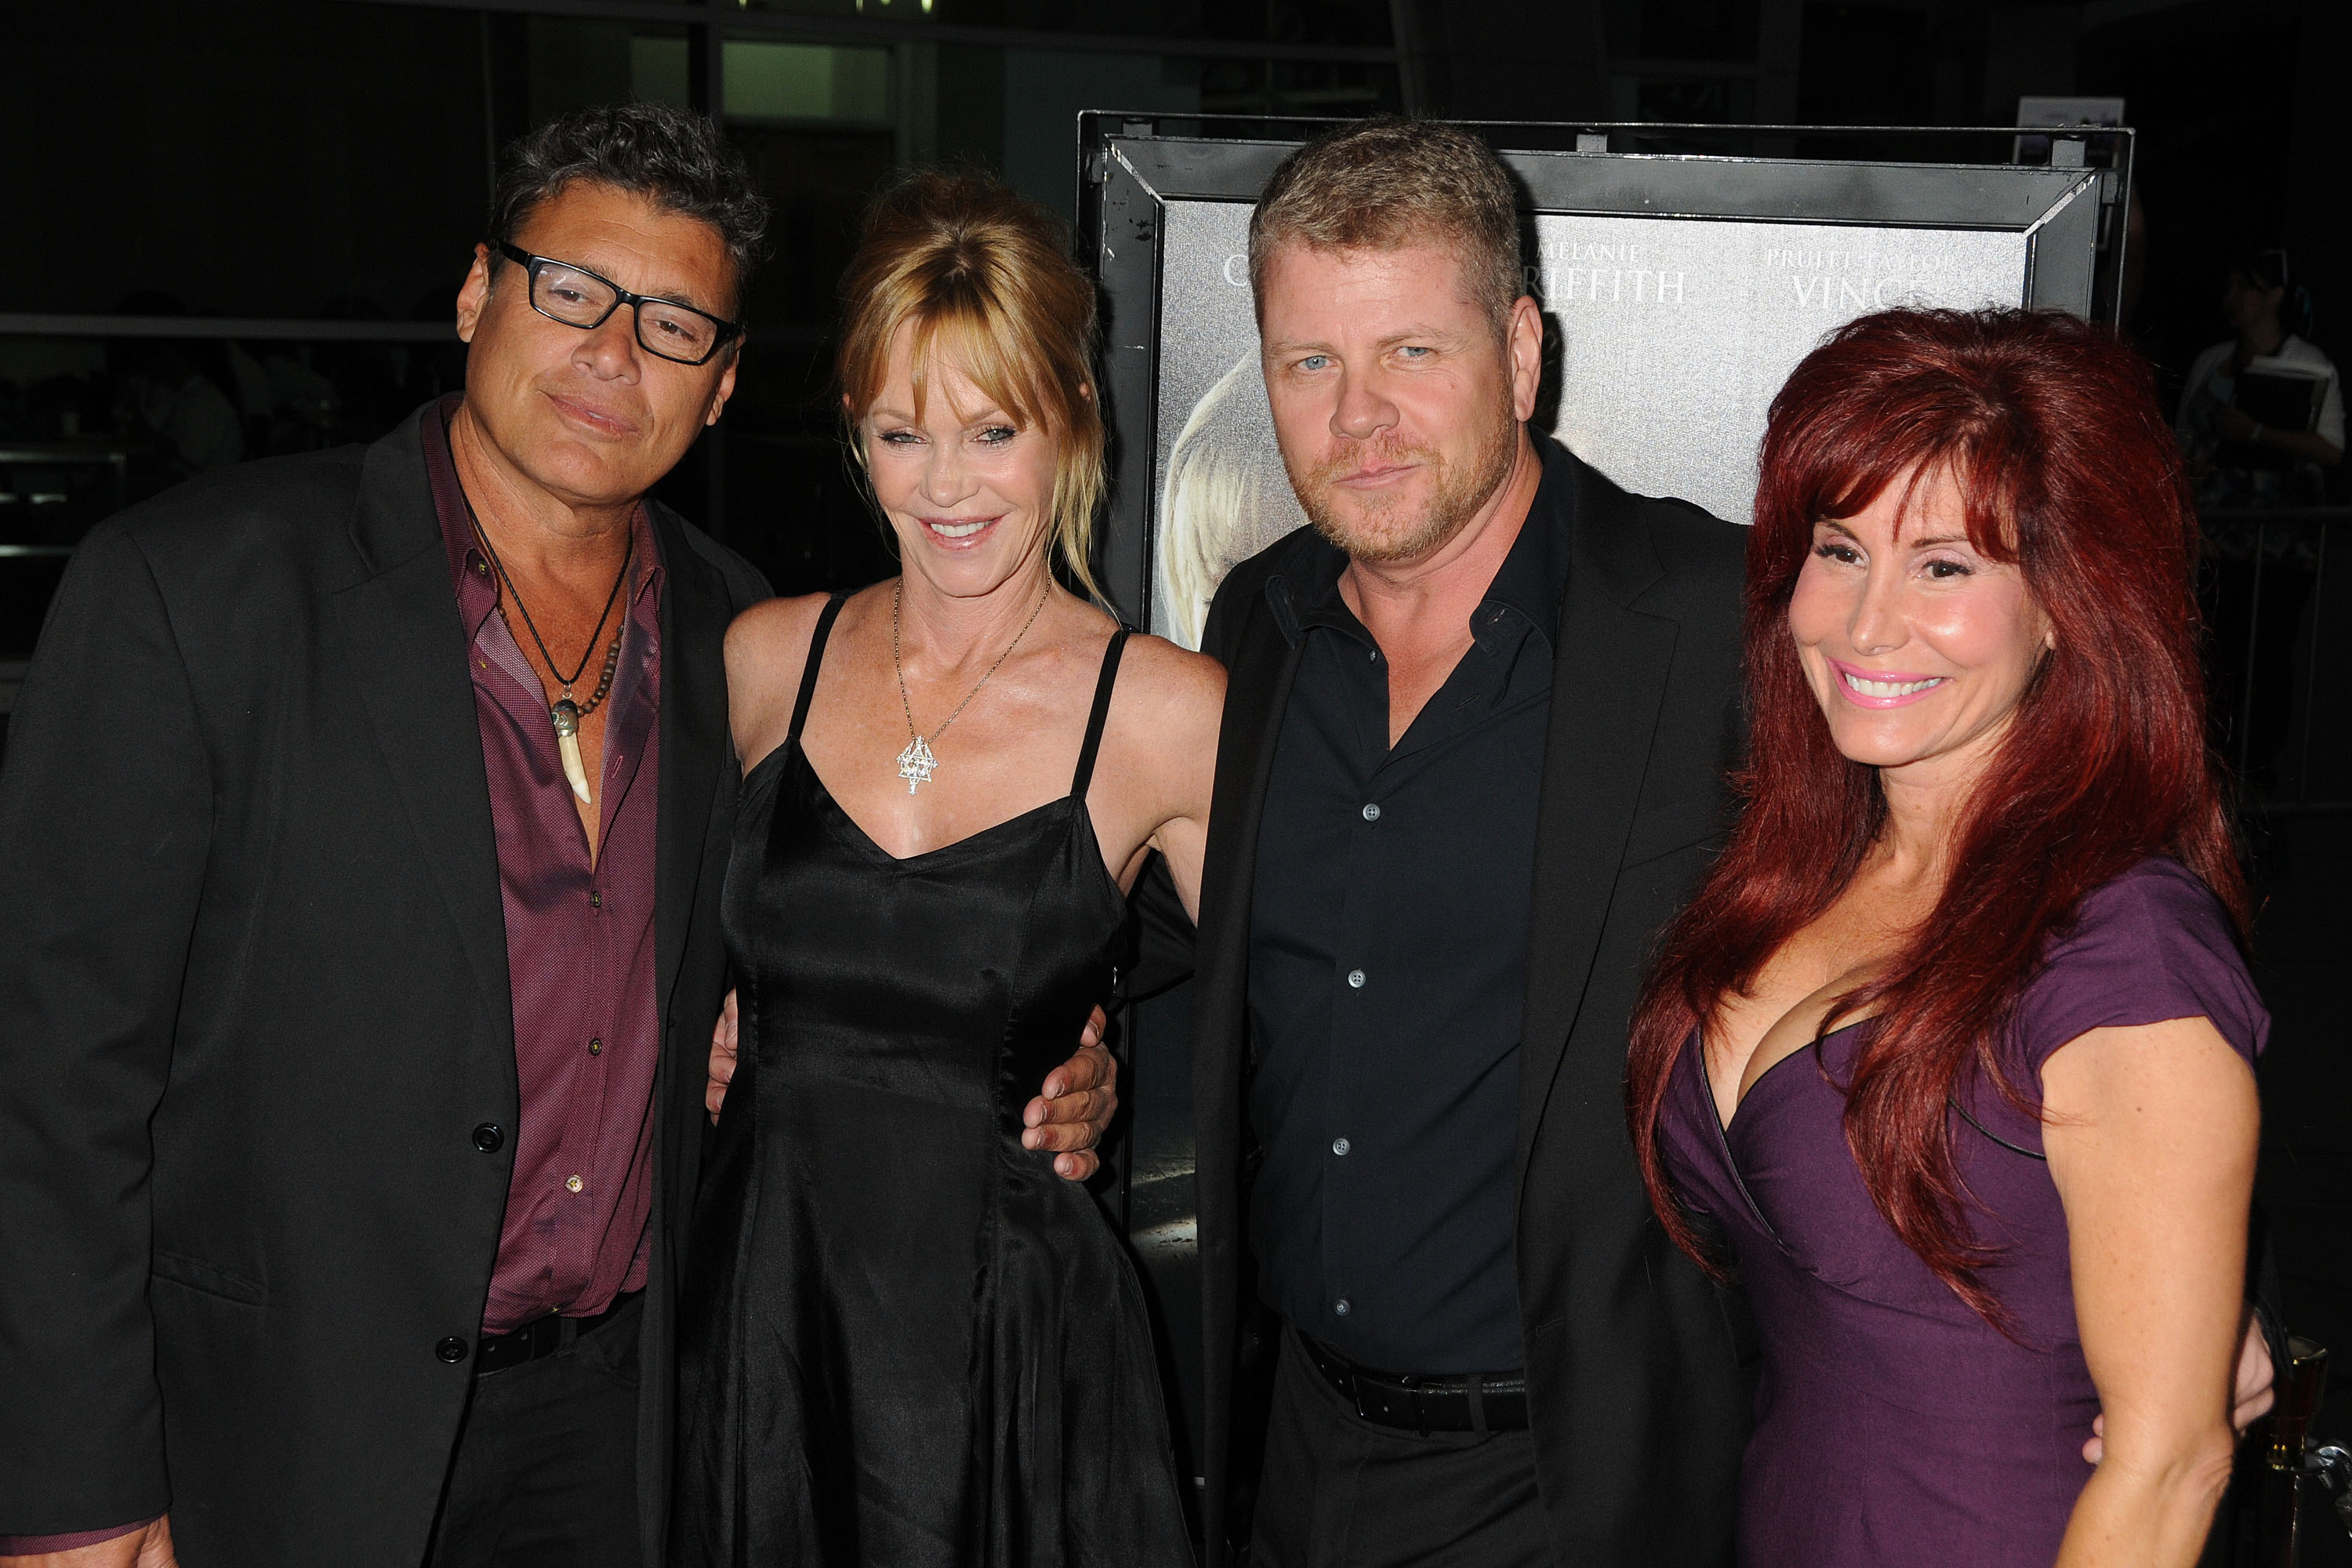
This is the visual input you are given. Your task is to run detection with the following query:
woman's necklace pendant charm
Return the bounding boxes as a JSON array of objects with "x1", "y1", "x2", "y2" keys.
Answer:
[
  {"x1": 897, "y1": 735, "x2": 938, "y2": 795},
  {"x1": 550, "y1": 698, "x2": 592, "y2": 804}
]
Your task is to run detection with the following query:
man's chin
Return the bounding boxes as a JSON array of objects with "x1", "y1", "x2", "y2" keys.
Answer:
[
  {"x1": 513, "y1": 435, "x2": 663, "y2": 513},
  {"x1": 1307, "y1": 503, "x2": 1457, "y2": 565}
]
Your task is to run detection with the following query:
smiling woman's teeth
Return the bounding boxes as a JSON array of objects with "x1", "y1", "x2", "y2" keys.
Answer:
[
  {"x1": 1844, "y1": 672, "x2": 1944, "y2": 697},
  {"x1": 931, "y1": 520, "x2": 988, "y2": 539}
]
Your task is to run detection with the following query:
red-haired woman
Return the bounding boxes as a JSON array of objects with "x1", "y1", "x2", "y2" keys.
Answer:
[{"x1": 1628, "y1": 308, "x2": 2268, "y2": 1567}]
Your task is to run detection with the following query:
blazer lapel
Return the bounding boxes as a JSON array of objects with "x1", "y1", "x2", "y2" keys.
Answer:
[
  {"x1": 651, "y1": 507, "x2": 732, "y2": 1028},
  {"x1": 1515, "y1": 474, "x2": 1679, "y2": 1171},
  {"x1": 330, "y1": 415, "x2": 512, "y2": 1031}
]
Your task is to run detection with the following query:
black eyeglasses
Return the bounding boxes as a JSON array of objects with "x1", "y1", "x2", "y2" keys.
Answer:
[{"x1": 492, "y1": 241, "x2": 745, "y2": 366}]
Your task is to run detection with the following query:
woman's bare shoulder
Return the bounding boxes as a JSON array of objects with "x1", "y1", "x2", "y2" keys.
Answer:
[
  {"x1": 727, "y1": 591, "x2": 835, "y2": 670},
  {"x1": 1106, "y1": 632, "x2": 1225, "y2": 775},
  {"x1": 1114, "y1": 630, "x2": 1226, "y2": 715},
  {"x1": 726, "y1": 589, "x2": 871, "y2": 762}
]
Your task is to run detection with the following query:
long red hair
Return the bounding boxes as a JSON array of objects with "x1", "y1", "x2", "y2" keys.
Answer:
[{"x1": 1624, "y1": 308, "x2": 2248, "y2": 1323}]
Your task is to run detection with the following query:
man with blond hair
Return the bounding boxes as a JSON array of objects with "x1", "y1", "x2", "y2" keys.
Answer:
[{"x1": 1174, "y1": 116, "x2": 1752, "y2": 1568}]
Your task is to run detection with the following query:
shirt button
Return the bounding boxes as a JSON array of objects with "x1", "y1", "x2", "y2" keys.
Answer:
[
  {"x1": 1334, "y1": 1299, "x2": 1352, "y2": 1316},
  {"x1": 1347, "y1": 969, "x2": 1366, "y2": 989},
  {"x1": 1332, "y1": 1137, "x2": 1351, "y2": 1156},
  {"x1": 590, "y1": 891, "x2": 602, "y2": 910},
  {"x1": 1361, "y1": 803, "x2": 1381, "y2": 822},
  {"x1": 470, "y1": 1122, "x2": 503, "y2": 1153},
  {"x1": 435, "y1": 1336, "x2": 470, "y2": 1363},
  {"x1": 588, "y1": 1037, "x2": 603, "y2": 1056},
  {"x1": 564, "y1": 1174, "x2": 585, "y2": 1194}
]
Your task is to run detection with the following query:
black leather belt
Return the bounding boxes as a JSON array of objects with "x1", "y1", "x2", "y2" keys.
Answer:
[
  {"x1": 1300, "y1": 1332, "x2": 1530, "y2": 1434},
  {"x1": 474, "y1": 1290, "x2": 641, "y2": 1377}
]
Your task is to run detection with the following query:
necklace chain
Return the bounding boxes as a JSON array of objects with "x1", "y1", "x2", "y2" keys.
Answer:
[
  {"x1": 465, "y1": 498, "x2": 633, "y2": 720},
  {"x1": 891, "y1": 578, "x2": 1049, "y2": 793}
]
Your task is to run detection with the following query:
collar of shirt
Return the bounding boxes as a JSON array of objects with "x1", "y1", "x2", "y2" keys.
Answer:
[{"x1": 1263, "y1": 432, "x2": 1570, "y2": 660}]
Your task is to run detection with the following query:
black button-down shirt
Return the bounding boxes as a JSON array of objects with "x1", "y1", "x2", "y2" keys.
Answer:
[{"x1": 1247, "y1": 484, "x2": 1567, "y2": 1374}]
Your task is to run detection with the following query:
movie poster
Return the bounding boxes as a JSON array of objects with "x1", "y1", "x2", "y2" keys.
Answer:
[{"x1": 1148, "y1": 200, "x2": 2032, "y2": 648}]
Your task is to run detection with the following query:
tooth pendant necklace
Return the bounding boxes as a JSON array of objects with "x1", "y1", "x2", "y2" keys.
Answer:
[
  {"x1": 467, "y1": 501, "x2": 633, "y2": 805},
  {"x1": 892, "y1": 578, "x2": 1049, "y2": 795}
]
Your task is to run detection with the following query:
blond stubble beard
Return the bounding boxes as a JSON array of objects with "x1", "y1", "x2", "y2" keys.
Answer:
[{"x1": 1287, "y1": 389, "x2": 1520, "y2": 566}]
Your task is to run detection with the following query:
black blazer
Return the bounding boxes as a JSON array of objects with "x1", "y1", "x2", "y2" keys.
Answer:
[
  {"x1": 1185, "y1": 437, "x2": 1756, "y2": 1566},
  {"x1": 0, "y1": 405, "x2": 768, "y2": 1566}
]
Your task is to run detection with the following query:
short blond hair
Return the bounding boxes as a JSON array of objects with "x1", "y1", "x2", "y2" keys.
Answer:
[
  {"x1": 1248, "y1": 118, "x2": 1524, "y2": 332},
  {"x1": 837, "y1": 168, "x2": 1105, "y2": 600}
]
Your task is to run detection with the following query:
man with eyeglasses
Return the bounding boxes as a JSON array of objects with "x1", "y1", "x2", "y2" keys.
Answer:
[{"x1": 0, "y1": 103, "x2": 1115, "y2": 1568}]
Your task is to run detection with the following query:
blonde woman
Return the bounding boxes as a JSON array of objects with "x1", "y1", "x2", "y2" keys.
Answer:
[{"x1": 671, "y1": 169, "x2": 1216, "y2": 1566}]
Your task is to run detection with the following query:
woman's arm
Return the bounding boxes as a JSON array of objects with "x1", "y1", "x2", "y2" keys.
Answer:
[
  {"x1": 2215, "y1": 405, "x2": 2343, "y2": 466},
  {"x1": 2045, "y1": 1016, "x2": 2259, "y2": 1568},
  {"x1": 1141, "y1": 654, "x2": 1224, "y2": 924}
]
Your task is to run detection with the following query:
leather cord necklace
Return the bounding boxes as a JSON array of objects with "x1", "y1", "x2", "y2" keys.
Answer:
[{"x1": 466, "y1": 495, "x2": 633, "y2": 805}]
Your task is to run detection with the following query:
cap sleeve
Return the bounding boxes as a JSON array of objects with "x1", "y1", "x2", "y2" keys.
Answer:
[{"x1": 2006, "y1": 858, "x2": 2268, "y2": 1080}]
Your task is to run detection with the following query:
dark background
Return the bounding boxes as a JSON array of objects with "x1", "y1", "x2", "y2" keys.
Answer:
[{"x1": 2, "y1": 0, "x2": 2347, "y2": 1552}]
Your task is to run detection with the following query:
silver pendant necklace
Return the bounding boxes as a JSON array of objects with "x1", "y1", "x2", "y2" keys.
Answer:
[{"x1": 892, "y1": 579, "x2": 1050, "y2": 795}]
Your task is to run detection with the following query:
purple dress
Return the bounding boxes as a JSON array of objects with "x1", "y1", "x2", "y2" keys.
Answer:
[{"x1": 1656, "y1": 858, "x2": 2267, "y2": 1566}]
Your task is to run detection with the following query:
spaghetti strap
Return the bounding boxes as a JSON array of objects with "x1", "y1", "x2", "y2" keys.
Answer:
[
  {"x1": 788, "y1": 593, "x2": 848, "y2": 744},
  {"x1": 1069, "y1": 629, "x2": 1131, "y2": 799}
]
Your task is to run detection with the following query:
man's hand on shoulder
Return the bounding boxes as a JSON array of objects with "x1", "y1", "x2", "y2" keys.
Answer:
[{"x1": 0, "y1": 1515, "x2": 177, "y2": 1568}]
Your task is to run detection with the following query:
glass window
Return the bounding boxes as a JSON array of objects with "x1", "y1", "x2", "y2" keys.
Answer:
[
  {"x1": 740, "y1": 0, "x2": 1395, "y2": 49},
  {"x1": 632, "y1": 35, "x2": 695, "y2": 107},
  {"x1": 725, "y1": 39, "x2": 895, "y2": 124}
]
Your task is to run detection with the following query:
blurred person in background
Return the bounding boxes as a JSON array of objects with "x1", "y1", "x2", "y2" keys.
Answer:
[
  {"x1": 107, "y1": 294, "x2": 245, "y2": 478},
  {"x1": 2176, "y1": 249, "x2": 2343, "y2": 508},
  {"x1": 2179, "y1": 249, "x2": 2346, "y2": 782}
]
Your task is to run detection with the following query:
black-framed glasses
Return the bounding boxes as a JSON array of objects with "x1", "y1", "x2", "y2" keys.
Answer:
[{"x1": 492, "y1": 241, "x2": 745, "y2": 366}]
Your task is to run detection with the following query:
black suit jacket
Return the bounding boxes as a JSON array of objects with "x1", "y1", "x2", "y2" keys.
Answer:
[
  {"x1": 0, "y1": 405, "x2": 769, "y2": 1566},
  {"x1": 1185, "y1": 437, "x2": 1755, "y2": 1566}
]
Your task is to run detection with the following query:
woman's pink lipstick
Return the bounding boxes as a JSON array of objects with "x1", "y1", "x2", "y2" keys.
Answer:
[{"x1": 1828, "y1": 658, "x2": 1947, "y2": 709}]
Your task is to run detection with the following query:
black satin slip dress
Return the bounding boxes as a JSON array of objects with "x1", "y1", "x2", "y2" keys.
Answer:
[{"x1": 673, "y1": 593, "x2": 1192, "y2": 1568}]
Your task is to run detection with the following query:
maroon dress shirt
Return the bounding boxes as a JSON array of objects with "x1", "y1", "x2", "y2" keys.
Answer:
[
  {"x1": 423, "y1": 401, "x2": 665, "y2": 1335},
  {"x1": 0, "y1": 404, "x2": 669, "y2": 1555}
]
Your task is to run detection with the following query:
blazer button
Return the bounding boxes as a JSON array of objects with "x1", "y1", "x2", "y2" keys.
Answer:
[
  {"x1": 471, "y1": 1123, "x2": 505, "y2": 1153},
  {"x1": 435, "y1": 1337, "x2": 470, "y2": 1364}
]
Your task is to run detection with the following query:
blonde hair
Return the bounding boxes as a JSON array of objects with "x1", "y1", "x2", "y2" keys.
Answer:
[
  {"x1": 1156, "y1": 357, "x2": 1309, "y2": 648},
  {"x1": 837, "y1": 168, "x2": 1105, "y2": 601},
  {"x1": 1248, "y1": 118, "x2": 1524, "y2": 334}
]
